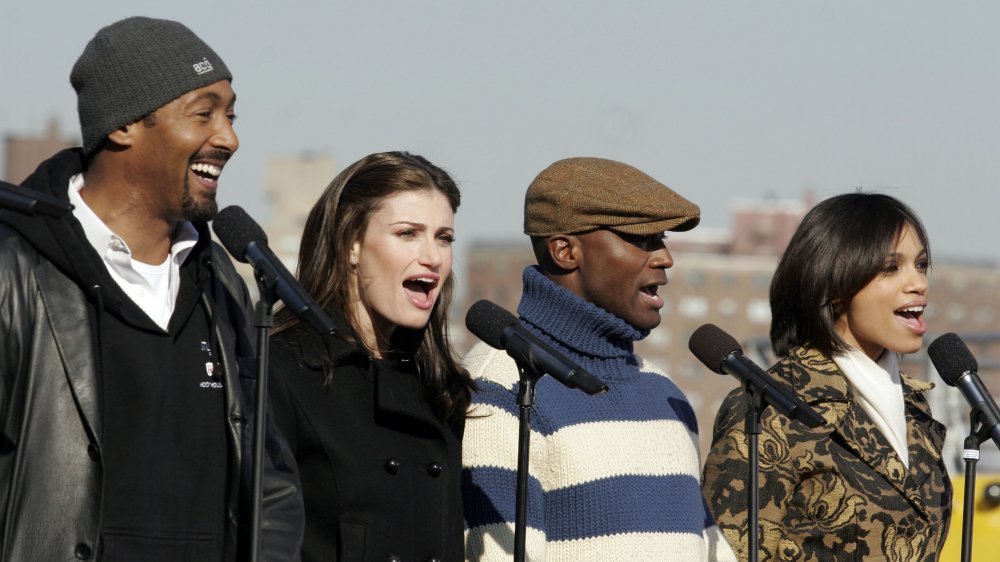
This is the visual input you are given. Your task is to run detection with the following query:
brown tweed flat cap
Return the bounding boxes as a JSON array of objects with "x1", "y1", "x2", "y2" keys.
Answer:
[{"x1": 523, "y1": 157, "x2": 701, "y2": 237}]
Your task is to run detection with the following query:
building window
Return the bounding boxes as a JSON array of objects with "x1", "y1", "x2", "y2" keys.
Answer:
[
  {"x1": 717, "y1": 298, "x2": 738, "y2": 318},
  {"x1": 747, "y1": 299, "x2": 771, "y2": 324},
  {"x1": 679, "y1": 297, "x2": 709, "y2": 319}
]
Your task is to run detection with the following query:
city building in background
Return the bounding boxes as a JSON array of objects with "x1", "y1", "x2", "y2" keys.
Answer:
[
  {"x1": 3, "y1": 119, "x2": 77, "y2": 184},
  {"x1": 263, "y1": 152, "x2": 336, "y2": 271},
  {"x1": 228, "y1": 152, "x2": 335, "y2": 300}
]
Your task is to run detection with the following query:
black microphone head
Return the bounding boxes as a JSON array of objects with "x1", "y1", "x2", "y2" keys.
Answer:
[
  {"x1": 465, "y1": 300, "x2": 517, "y2": 350},
  {"x1": 688, "y1": 323, "x2": 742, "y2": 375},
  {"x1": 212, "y1": 206, "x2": 268, "y2": 264},
  {"x1": 928, "y1": 333, "x2": 978, "y2": 386}
]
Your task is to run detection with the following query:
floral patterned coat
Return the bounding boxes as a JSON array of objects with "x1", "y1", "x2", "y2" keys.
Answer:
[{"x1": 702, "y1": 347, "x2": 952, "y2": 562}]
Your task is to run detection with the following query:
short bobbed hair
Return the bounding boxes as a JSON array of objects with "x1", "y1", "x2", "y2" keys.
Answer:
[{"x1": 769, "y1": 192, "x2": 930, "y2": 358}]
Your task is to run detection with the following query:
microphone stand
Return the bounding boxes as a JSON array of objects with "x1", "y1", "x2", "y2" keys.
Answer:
[
  {"x1": 249, "y1": 278, "x2": 278, "y2": 562},
  {"x1": 513, "y1": 360, "x2": 538, "y2": 562},
  {"x1": 960, "y1": 404, "x2": 998, "y2": 562},
  {"x1": 742, "y1": 380, "x2": 767, "y2": 562}
]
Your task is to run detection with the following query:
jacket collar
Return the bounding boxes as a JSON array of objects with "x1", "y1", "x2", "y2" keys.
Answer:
[
  {"x1": 372, "y1": 355, "x2": 442, "y2": 429},
  {"x1": 285, "y1": 319, "x2": 444, "y2": 430}
]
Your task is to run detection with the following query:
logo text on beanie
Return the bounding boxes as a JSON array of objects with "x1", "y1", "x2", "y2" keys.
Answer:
[{"x1": 193, "y1": 58, "x2": 215, "y2": 75}]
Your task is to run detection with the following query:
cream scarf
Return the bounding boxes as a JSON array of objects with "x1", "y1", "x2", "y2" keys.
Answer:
[{"x1": 833, "y1": 349, "x2": 910, "y2": 468}]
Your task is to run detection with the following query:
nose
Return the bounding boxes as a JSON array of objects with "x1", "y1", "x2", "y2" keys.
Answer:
[
  {"x1": 906, "y1": 267, "x2": 929, "y2": 295},
  {"x1": 649, "y1": 241, "x2": 674, "y2": 270},
  {"x1": 212, "y1": 118, "x2": 239, "y2": 154},
  {"x1": 419, "y1": 236, "x2": 444, "y2": 269}
]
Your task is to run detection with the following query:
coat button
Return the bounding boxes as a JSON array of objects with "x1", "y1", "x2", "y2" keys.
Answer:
[
  {"x1": 428, "y1": 558, "x2": 442, "y2": 562},
  {"x1": 427, "y1": 462, "x2": 443, "y2": 477},
  {"x1": 74, "y1": 543, "x2": 92, "y2": 559},
  {"x1": 387, "y1": 555, "x2": 401, "y2": 562},
  {"x1": 384, "y1": 458, "x2": 400, "y2": 475},
  {"x1": 87, "y1": 444, "x2": 99, "y2": 461}
]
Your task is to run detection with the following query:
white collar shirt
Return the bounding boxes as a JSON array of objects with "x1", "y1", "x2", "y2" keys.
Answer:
[{"x1": 68, "y1": 173, "x2": 199, "y2": 330}]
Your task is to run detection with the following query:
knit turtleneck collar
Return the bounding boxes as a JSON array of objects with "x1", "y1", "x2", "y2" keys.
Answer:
[{"x1": 517, "y1": 266, "x2": 645, "y2": 365}]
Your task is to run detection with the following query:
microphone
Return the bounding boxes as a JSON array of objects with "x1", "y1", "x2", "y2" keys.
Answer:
[
  {"x1": 689, "y1": 324, "x2": 825, "y2": 428},
  {"x1": 1, "y1": 181, "x2": 74, "y2": 217},
  {"x1": 213, "y1": 206, "x2": 336, "y2": 335},
  {"x1": 928, "y1": 333, "x2": 1000, "y2": 448},
  {"x1": 465, "y1": 300, "x2": 608, "y2": 395}
]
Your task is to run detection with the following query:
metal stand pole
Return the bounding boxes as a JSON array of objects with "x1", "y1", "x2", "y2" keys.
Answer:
[
  {"x1": 249, "y1": 283, "x2": 276, "y2": 562},
  {"x1": 743, "y1": 382, "x2": 766, "y2": 562},
  {"x1": 960, "y1": 405, "x2": 993, "y2": 562},
  {"x1": 513, "y1": 362, "x2": 537, "y2": 562}
]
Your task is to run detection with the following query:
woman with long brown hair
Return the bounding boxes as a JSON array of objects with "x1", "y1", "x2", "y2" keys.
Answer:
[{"x1": 269, "y1": 151, "x2": 474, "y2": 561}]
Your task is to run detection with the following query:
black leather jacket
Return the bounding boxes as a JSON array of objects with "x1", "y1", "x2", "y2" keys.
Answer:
[{"x1": 0, "y1": 149, "x2": 303, "y2": 560}]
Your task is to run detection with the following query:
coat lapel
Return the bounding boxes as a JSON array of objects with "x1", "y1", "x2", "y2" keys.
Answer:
[
  {"x1": 373, "y1": 358, "x2": 442, "y2": 429},
  {"x1": 900, "y1": 375, "x2": 948, "y2": 514},
  {"x1": 35, "y1": 261, "x2": 101, "y2": 444},
  {"x1": 835, "y1": 397, "x2": 918, "y2": 508}
]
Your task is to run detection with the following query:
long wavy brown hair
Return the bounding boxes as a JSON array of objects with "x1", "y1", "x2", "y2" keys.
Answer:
[{"x1": 274, "y1": 151, "x2": 473, "y2": 422}]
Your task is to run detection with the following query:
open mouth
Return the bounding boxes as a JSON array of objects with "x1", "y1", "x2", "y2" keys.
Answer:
[
  {"x1": 639, "y1": 284, "x2": 664, "y2": 308},
  {"x1": 403, "y1": 276, "x2": 439, "y2": 310},
  {"x1": 190, "y1": 162, "x2": 222, "y2": 184},
  {"x1": 894, "y1": 305, "x2": 926, "y2": 333}
]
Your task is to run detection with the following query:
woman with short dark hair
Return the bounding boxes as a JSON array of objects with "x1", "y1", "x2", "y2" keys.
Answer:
[
  {"x1": 703, "y1": 192, "x2": 952, "y2": 562},
  {"x1": 268, "y1": 151, "x2": 474, "y2": 561}
]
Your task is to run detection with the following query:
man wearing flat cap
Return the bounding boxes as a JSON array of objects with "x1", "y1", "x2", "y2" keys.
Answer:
[
  {"x1": 461, "y1": 157, "x2": 736, "y2": 561},
  {"x1": 0, "y1": 17, "x2": 302, "y2": 560}
]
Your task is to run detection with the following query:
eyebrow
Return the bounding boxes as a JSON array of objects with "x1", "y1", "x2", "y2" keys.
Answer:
[{"x1": 390, "y1": 220, "x2": 453, "y2": 231}]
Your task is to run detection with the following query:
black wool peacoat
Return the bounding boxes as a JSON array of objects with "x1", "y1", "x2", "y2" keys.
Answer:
[{"x1": 269, "y1": 321, "x2": 465, "y2": 562}]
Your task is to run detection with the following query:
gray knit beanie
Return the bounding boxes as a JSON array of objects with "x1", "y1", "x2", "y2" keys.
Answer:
[{"x1": 71, "y1": 16, "x2": 232, "y2": 155}]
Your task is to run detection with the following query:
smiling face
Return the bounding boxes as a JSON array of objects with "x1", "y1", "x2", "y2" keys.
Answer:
[
  {"x1": 835, "y1": 223, "x2": 929, "y2": 361},
  {"x1": 129, "y1": 80, "x2": 238, "y2": 222},
  {"x1": 349, "y1": 189, "x2": 455, "y2": 349},
  {"x1": 572, "y1": 229, "x2": 674, "y2": 331}
]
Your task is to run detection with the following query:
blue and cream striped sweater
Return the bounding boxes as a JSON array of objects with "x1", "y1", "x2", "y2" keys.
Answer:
[{"x1": 462, "y1": 266, "x2": 735, "y2": 562}]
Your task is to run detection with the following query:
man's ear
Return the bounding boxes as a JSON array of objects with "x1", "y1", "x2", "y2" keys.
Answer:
[
  {"x1": 547, "y1": 235, "x2": 580, "y2": 272},
  {"x1": 106, "y1": 123, "x2": 138, "y2": 148}
]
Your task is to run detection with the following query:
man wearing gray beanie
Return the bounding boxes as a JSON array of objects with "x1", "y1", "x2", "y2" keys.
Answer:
[{"x1": 0, "y1": 16, "x2": 303, "y2": 561}]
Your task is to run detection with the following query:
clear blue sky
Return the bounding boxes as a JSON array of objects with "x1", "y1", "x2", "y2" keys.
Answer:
[{"x1": 3, "y1": 1, "x2": 999, "y2": 266}]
